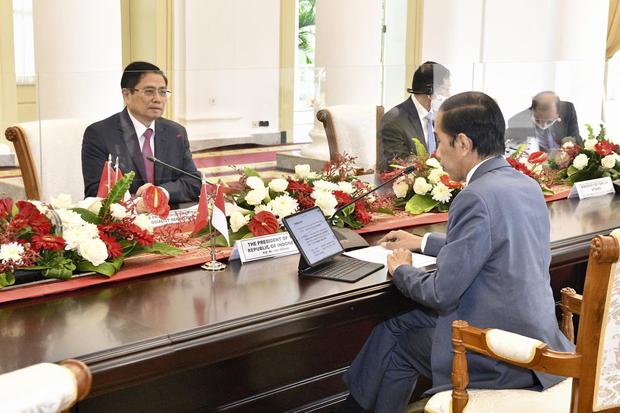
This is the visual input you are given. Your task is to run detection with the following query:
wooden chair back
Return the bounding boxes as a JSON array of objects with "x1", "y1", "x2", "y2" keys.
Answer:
[
  {"x1": 316, "y1": 105, "x2": 384, "y2": 172},
  {"x1": 5, "y1": 125, "x2": 41, "y2": 199}
]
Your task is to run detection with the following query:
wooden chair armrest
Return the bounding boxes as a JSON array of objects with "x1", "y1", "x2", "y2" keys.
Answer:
[
  {"x1": 59, "y1": 359, "x2": 92, "y2": 402},
  {"x1": 451, "y1": 320, "x2": 581, "y2": 413}
]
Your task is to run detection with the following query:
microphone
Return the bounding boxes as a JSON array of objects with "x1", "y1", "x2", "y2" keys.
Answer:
[
  {"x1": 329, "y1": 165, "x2": 416, "y2": 222},
  {"x1": 146, "y1": 155, "x2": 202, "y2": 182}
]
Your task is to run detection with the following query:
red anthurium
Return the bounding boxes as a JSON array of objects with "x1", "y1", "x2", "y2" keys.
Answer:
[
  {"x1": 142, "y1": 185, "x2": 170, "y2": 219},
  {"x1": 527, "y1": 151, "x2": 548, "y2": 164},
  {"x1": 31, "y1": 234, "x2": 66, "y2": 251},
  {"x1": 248, "y1": 211, "x2": 279, "y2": 236},
  {"x1": 439, "y1": 174, "x2": 462, "y2": 189},
  {"x1": 595, "y1": 140, "x2": 618, "y2": 157},
  {"x1": 506, "y1": 157, "x2": 532, "y2": 177}
]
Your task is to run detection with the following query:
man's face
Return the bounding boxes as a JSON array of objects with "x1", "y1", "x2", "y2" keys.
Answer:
[
  {"x1": 434, "y1": 112, "x2": 467, "y2": 181},
  {"x1": 532, "y1": 96, "x2": 559, "y2": 129},
  {"x1": 123, "y1": 72, "x2": 167, "y2": 125}
]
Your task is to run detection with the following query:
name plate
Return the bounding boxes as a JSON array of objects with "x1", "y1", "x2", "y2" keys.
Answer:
[
  {"x1": 568, "y1": 177, "x2": 615, "y2": 200},
  {"x1": 230, "y1": 233, "x2": 298, "y2": 263},
  {"x1": 148, "y1": 205, "x2": 197, "y2": 227}
]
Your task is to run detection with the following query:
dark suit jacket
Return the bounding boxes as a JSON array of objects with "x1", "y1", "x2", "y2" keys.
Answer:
[
  {"x1": 393, "y1": 157, "x2": 574, "y2": 393},
  {"x1": 81, "y1": 108, "x2": 201, "y2": 203},
  {"x1": 505, "y1": 101, "x2": 581, "y2": 148},
  {"x1": 377, "y1": 98, "x2": 426, "y2": 171}
]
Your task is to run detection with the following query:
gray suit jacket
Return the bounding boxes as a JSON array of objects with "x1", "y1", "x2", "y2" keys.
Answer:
[
  {"x1": 393, "y1": 156, "x2": 574, "y2": 393},
  {"x1": 82, "y1": 108, "x2": 201, "y2": 204},
  {"x1": 377, "y1": 98, "x2": 426, "y2": 171}
]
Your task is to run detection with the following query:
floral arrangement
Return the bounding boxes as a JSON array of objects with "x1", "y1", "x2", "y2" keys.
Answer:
[
  {"x1": 0, "y1": 172, "x2": 181, "y2": 288},
  {"x1": 550, "y1": 124, "x2": 620, "y2": 184},
  {"x1": 388, "y1": 154, "x2": 463, "y2": 215},
  {"x1": 216, "y1": 155, "x2": 386, "y2": 246},
  {"x1": 506, "y1": 149, "x2": 559, "y2": 195}
]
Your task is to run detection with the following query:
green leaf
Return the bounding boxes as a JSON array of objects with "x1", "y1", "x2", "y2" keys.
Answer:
[
  {"x1": 405, "y1": 194, "x2": 438, "y2": 215},
  {"x1": 70, "y1": 208, "x2": 101, "y2": 225},
  {"x1": 411, "y1": 137, "x2": 428, "y2": 157},
  {"x1": 376, "y1": 207, "x2": 395, "y2": 215},
  {"x1": 243, "y1": 167, "x2": 260, "y2": 177},
  {"x1": 99, "y1": 171, "x2": 135, "y2": 220},
  {"x1": 0, "y1": 272, "x2": 15, "y2": 288},
  {"x1": 142, "y1": 242, "x2": 183, "y2": 256},
  {"x1": 42, "y1": 266, "x2": 74, "y2": 280},
  {"x1": 77, "y1": 257, "x2": 124, "y2": 277}
]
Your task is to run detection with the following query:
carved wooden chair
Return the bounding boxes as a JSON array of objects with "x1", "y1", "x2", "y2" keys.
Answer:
[
  {"x1": 425, "y1": 229, "x2": 620, "y2": 413},
  {"x1": 1, "y1": 359, "x2": 91, "y2": 412},
  {"x1": 5, "y1": 125, "x2": 41, "y2": 200},
  {"x1": 315, "y1": 105, "x2": 384, "y2": 172}
]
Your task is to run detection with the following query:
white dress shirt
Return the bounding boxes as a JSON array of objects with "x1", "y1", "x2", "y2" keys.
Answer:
[
  {"x1": 411, "y1": 95, "x2": 431, "y2": 147},
  {"x1": 127, "y1": 110, "x2": 156, "y2": 155}
]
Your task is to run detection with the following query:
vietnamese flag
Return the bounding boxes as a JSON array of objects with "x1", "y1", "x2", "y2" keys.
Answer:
[
  {"x1": 193, "y1": 181, "x2": 209, "y2": 236},
  {"x1": 96, "y1": 157, "x2": 114, "y2": 198}
]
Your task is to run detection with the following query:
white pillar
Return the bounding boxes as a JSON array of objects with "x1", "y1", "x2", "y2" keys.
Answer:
[{"x1": 32, "y1": 0, "x2": 122, "y2": 120}]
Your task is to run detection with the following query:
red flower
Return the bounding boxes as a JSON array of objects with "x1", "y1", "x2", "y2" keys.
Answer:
[
  {"x1": 142, "y1": 186, "x2": 170, "y2": 219},
  {"x1": 287, "y1": 179, "x2": 313, "y2": 195},
  {"x1": 248, "y1": 211, "x2": 279, "y2": 236},
  {"x1": 14, "y1": 201, "x2": 39, "y2": 220},
  {"x1": 0, "y1": 198, "x2": 13, "y2": 220},
  {"x1": 506, "y1": 157, "x2": 532, "y2": 177},
  {"x1": 527, "y1": 151, "x2": 548, "y2": 164},
  {"x1": 297, "y1": 193, "x2": 315, "y2": 209},
  {"x1": 355, "y1": 202, "x2": 372, "y2": 225},
  {"x1": 31, "y1": 234, "x2": 66, "y2": 251},
  {"x1": 99, "y1": 233, "x2": 123, "y2": 258},
  {"x1": 439, "y1": 174, "x2": 463, "y2": 189},
  {"x1": 595, "y1": 140, "x2": 618, "y2": 157},
  {"x1": 333, "y1": 191, "x2": 352, "y2": 206},
  {"x1": 28, "y1": 214, "x2": 52, "y2": 236}
]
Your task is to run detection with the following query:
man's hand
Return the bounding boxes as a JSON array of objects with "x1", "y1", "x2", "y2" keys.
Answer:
[
  {"x1": 387, "y1": 248, "x2": 413, "y2": 275},
  {"x1": 378, "y1": 230, "x2": 422, "y2": 251}
]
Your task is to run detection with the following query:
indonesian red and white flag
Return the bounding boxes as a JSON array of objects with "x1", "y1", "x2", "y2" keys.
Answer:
[
  {"x1": 96, "y1": 155, "x2": 115, "y2": 198},
  {"x1": 193, "y1": 180, "x2": 209, "y2": 236},
  {"x1": 212, "y1": 184, "x2": 229, "y2": 246}
]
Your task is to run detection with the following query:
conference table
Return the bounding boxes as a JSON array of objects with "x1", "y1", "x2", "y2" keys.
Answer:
[{"x1": 0, "y1": 193, "x2": 618, "y2": 412}]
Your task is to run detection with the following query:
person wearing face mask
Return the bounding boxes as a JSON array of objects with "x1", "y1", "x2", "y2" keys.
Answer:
[
  {"x1": 377, "y1": 61, "x2": 451, "y2": 171},
  {"x1": 504, "y1": 91, "x2": 581, "y2": 153}
]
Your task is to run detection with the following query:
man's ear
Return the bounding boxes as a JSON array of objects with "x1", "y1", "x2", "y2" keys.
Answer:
[{"x1": 456, "y1": 133, "x2": 473, "y2": 152}]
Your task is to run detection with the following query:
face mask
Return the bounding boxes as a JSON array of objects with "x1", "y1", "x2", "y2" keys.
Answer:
[
  {"x1": 431, "y1": 94, "x2": 447, "y2": 113},
  {"x1": 532, "y1": 116, "x2": 560, "y2": 130}
]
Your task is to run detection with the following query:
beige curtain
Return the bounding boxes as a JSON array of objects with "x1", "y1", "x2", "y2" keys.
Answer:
[{"x1": 607, "y1": 0, "x2": 620, "y2": 59}]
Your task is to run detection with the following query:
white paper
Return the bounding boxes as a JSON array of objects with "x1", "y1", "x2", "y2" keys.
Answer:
[
  {"x1": 148, "y1": 204, "x2": 198, "y2": 227},
  {"x1": 344, "y1": 245, "x2": 436, "y2": 268}
]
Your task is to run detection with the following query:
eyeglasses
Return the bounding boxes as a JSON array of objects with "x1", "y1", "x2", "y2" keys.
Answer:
[{"x1": 129, "y1": 87, "x2": 172, "y2": 98}]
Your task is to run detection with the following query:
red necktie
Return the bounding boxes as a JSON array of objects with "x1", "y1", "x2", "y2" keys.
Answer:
[{"x1": 142, "y1": 128, "x2": 154, "y2": 183}]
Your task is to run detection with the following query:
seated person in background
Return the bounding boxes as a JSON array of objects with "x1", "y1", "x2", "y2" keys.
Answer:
[
  {"x1": 338, "y1": 91, "x2": 574, "y2": 413},
  {"x1": 505, "y1": 91, "x2": 581, "y2": 152},
  {"x1": 377, "y1": 61, "x2": 451, "y2": 171},
  {"x1": 82, "y1": 61, "x2": 201, "y2": 204}
]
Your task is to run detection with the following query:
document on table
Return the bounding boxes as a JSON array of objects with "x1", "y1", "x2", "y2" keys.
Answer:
[{"x1": 344, "y1": 245, "x2": 436, "y2": 268}]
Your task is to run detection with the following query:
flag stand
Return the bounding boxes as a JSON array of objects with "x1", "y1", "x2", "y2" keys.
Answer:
[{"x1": 201, "y1": 196, "x2": 226, "y2": 271}]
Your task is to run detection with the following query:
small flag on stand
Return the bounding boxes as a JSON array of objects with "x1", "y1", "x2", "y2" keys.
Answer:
[
  {"x1": 193, "y1": 176, "x2": 210, "y2": 236},
  {"x1": 211, "y1": 185, "x2": 229, "y2": 247},
  {"x1": 96, "y1": 154, "x2": 114, "y2": 198}
]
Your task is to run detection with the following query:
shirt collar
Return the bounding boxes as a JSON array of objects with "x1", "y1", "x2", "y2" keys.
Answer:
[
  {"x1": 465, "y1": 157, "x2": 494, "y2": 185},
  {"x1": 127, "y1": 110, "x2": 155, "y2": 138},
  {"x1": 411, "y1": 95, "x2": 430, "y2": 120}
]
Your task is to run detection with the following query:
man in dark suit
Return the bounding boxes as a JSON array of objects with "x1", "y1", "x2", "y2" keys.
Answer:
[
  {"x1": 505, "y1": 91, "x2": 581, "y2": 152},
  {"x1": 377, "y1": 61, "x2": 451, "y2": 171},
  {"x1": 82, "y1": 61, "x2": 201, "y2": 204},
  {"x1": 338, "y1": 92, "x2": 574, "y2": 413}
]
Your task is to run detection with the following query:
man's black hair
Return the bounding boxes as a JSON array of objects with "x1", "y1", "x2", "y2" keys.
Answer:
[
  {"x1": 408, "y1": 61, "x2": 450, "y2": 95},
  {"x1": 120, "y1": 61, "x2": 167, "y2": 89}
]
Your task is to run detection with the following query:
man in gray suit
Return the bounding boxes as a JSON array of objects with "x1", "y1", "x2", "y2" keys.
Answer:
[
  {"x1": 377, "y1": 61, "x2": 451, "y2": 171},
  {"x1": 82, "y1": 61, "x2": 201, "y2": 204},
  {"x1": 338, "y1": 92, "x2": 574, "y2": 413}
]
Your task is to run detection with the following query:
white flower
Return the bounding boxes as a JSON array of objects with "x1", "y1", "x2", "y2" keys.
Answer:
[
  {"x1": 562, "y1": 141, "x2": 575, "y2": 149},
  {"x1": 77, "y1": 237, "x2": 108, "y2": 267},
  {"x1": 583, "y1": 139, "x2": 597, "y2": 151},
  {"x1": 337, "y1": 181, "x2": 356, "y2": 194},
  {"x1": 431, "y1": 182, "x2": 453, "y2": 203},
  {"x1": 245, "y1": 187, "x2": 269, "y2": 206},
  {"x1": 614, "y1": 153, "x2": 620, "y2": 163},
  {"x1": 314, "y1": 191, "x2": 338, "y2": 217},
  {"x1": 76, "y1": 197, "x2": 102, "y2": 214},
  {"x1": 608, "y1": 135, "x2": 620, "y2": 145},
  {"x1": 110, "y1": 203, "x2": 130, "y2": 220},
  {"x1": 49, "y1": 193, "x2": 73, "y2": 209},
  {"x1": 428, "y1": 168, "x2": 446, "y2": 184},
  {"x1": 268, "y1": 178, "x2": 289, "y2": 193},
  {"x1": 602, "y1": 154, "x2": 617, "y2": 169},
  {"x1": 307, "y1": 171, "x2": 320, "y2": 179},
  {"x1": 246, "y1": 176, "x2": 265, "y2": 190},
  {"x1": 225, "y1": 202, "x2": 250, "y2": 217},
  {"x1": 312, "y1": 180, "x2": 339, "y2": 192},
  {"x1": 55, "y1": 209, "x2": 87, "y2": 229},
  {"x1": 62, "y1": 223, "x2": 99, "y2": 251},
  {"x1": 133, "y1": 214, "x2": 154, "y2": 234},
  {"x1": 230, "y1": 211, "x2": 250, "y2": 233},
  {"x1": 392, "y1": 178, "x2": 410, "y2": 198},
  {"x1": 254, "y1": 204, "x2": 273, "y2": 214},
  {"x1": 268, "y1": 194, "x2": 299, "y2": 218},
  {"x1": 572, "y1": 153, "x2": 589, "y2": 170},
  {"x1": 0, "y1": 242, "x2": 25, "y2": 264},
  {"x1": 294, "y1": 164, "x2": 311, "y2": 179},
  {"x1": 413, "y1": 177, "x2": 433, "y2": 196},
  {"x1": 425, "y1": 157, "x2": 442, "y2": 170}
]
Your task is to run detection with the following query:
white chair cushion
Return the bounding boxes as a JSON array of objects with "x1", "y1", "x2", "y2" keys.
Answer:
[
  {"x1": 1, "y1": 362, "x2": 78, "y2": 412},
  {"x1": 424, "y1": 378, "x2": 572, "y2": 413},
  {"x1": 485, "y1": 329, "x2": 543, "y2": 364},
  {"x1": 593, "y1": 228, "x2": 620, "y2": 410},
  {"x1": 328, "y1": 105, "x2": 377, "y2": 170}
]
